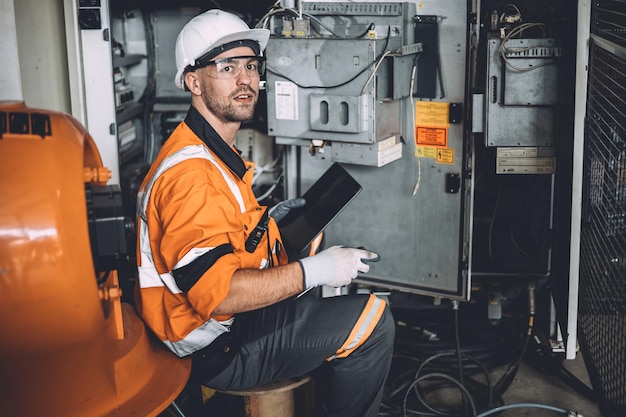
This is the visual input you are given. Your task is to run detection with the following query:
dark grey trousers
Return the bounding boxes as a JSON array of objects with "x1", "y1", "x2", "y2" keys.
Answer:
[{"x1": 193, "y1": 293, "x2": 395, "y2": 417}]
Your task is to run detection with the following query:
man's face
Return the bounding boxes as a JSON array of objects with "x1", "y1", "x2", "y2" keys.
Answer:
[{"x1": 199, "y1": 46, "x2": 260, "y2": 123}]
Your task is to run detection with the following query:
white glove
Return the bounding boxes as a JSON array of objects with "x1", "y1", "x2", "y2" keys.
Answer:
[{"x1": 298, "y1": 246, "x2": 379, "y2": 289}]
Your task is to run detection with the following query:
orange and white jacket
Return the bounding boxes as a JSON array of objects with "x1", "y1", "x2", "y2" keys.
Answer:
[{"x1": 135, "y1": 107, "x2": 285, "y2": 357}]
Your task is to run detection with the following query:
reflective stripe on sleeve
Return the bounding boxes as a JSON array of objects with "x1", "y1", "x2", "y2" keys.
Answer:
[
  {"x1": 164, "y1": 317, "x2": 235, "y2": 358},
  {"x1": 137, "y1": 214, "x2": 182, "y2": 292},
  {"x1": 326, "y1": 294, "x2": 387, "y2": 361}
]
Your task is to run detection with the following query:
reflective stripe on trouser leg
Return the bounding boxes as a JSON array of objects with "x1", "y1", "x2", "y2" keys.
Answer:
[{"x1": 327, "y1": 294, "x2": 386, "y2": 361}]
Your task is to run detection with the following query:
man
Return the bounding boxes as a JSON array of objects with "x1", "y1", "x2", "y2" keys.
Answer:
[{"x1": 135, "y1": 9, "x2": 394, "y2": 417}]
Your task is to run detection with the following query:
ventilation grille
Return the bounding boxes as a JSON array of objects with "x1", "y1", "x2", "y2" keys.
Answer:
[
  {"x1": 591, "y1": 0, "x2": 626, "y2": 47},
  {"x1": 579, "y1": 38, "x2": 626, "y2": 417}
]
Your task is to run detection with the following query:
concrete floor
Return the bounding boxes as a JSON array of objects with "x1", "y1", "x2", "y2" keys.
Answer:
[{"x1": 496, "y1": 353, "x2": 601, "y2": 417}]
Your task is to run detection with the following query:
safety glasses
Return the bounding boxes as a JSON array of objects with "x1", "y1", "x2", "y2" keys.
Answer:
[{"x1": 201, "y1": 55, "x2": 266, "y2": 79}]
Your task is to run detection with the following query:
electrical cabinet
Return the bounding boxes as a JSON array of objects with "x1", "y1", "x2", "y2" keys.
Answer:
[{"x1": 265, "y1": 1, "x2": 473, "y2": 300}]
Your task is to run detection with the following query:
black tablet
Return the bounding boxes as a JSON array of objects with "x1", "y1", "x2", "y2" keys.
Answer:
[{"x1": 278, "y1": 163, "x2": 362, "y2": 259}]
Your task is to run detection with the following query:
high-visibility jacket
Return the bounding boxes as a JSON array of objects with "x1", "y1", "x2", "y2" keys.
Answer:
[{"x1": 135, "y1": 107, "x2": 285, "y2": 357}]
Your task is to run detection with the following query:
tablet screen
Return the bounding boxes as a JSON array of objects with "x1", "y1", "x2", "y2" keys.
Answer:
[{"x1": 278, "y1": 163, "x2": 362, "y2": 259}]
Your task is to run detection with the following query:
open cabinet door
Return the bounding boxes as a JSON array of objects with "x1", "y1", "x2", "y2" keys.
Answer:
[
  {"x1": 573, "y1": 1, "x2": 626, "y2": 415},
  {"x1": 269, "y1": 1, "x2": 473, "y2": 301}
]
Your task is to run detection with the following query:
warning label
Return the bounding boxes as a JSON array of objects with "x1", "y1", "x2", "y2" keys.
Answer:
[
  {"x1": 436, "y1": 148, "x2": 455, "y2": 164},
  {"x1": 416, "y1": 127, "x2": 447, "y2": 147},
  {"x1": 416, "y1": 146, "x2": 438, "y2": 158},
  {"x1": 415, "y1": 101, "x2": 450, "y2": 127}
]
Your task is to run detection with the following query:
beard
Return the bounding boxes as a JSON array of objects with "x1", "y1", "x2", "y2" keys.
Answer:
[{"x1": 201, "y1": 84, "x2": 258, "y2": 123}]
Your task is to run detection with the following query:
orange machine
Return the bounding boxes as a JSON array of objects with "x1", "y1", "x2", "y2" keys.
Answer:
[{"x1": 0, "y1": 101, "x2": 191, "y2": 417}]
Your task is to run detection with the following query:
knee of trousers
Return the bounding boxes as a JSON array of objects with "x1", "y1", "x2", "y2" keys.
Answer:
[{"x1": 357, "y1": 302, "x2": 395, "y2": 356}]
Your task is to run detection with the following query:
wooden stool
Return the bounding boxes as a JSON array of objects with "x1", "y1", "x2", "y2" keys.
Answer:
[{"x1": 218, "y1": 376, "x2": 312, "y2": 417}]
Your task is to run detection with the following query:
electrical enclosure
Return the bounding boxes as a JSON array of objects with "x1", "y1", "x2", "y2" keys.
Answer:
[{"x1": 265, "y1": 1, "x2": 473, "y2": 300}]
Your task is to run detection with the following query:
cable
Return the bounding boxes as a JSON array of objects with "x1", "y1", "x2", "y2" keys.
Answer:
[
  {"x1": 304, "y1": 14, "x2": 375, "y2": 39},
  {"x1": 492, "y1": 283, "x2": 535, "y2": 396},
  {"x1": 360, "y1": 50, "x2": 392, "y2": 95},
  {"x1": 392, "y1": 305, "x2": 525, "y2": 364},
  {"x1": 266, "y1": 26, "x2": 392, "y2": 90},
  {"x1": 410, "y1": 55, "x2": 421, "y2": 196},
  {"x1": 499, "y1": 4, "x2": 522, "y2": 26},
  {"x1": 403, "y1": 372, "x2": 477, "y2": 417},
  {"x1": 411, "y1": 352, "x2": 495, "y2": 416},
  {"x1": 137, "y1": 10, "x2": 156, "y2": 103},
  {"x1": 477, "y1": 402, "x2": 569, "y2": 417},
  {"x1": 499, "y1": 22, "x2": 556, "y2": 72},
  {"x1": 407, "y1": 302, "x2": 496, "y2": 416},
  {"x1": 453, "y1": 301, "x2": 472, "y2": 416},
  {"x1": 165, "y1": 400, "x2": 187, "y2": 417},
  {"x1": 487, "y1": 179, "x2": 503, "y2": 262},
  {"x1": 255, "y1": 174, "x2": 283, "y2": 202},
  {"x1": 509, "y1": 225, "x2": 530, "y2": 258},
  {"x1": 384, "y1": 288, "x2": 536, "y2": 416},
  {"x1": 257, "y1": 6, "x2": 341, "y2": 39},
  {"x1": 256, "y1": 3, "x2": 375, "y2": 39},
  {"x1": 384, "y1": 299, "x2": 515, "y2": 416},
  {"x1": 97, "y1": 270, "x2": 112, "y2": 286},
  {"x1": 267, "y1": 59, "x2": 370, "y2": 89},
  {"x1": 256, "y1": 7, "x2": 299, "y2": 30},
  {"x1": 252, "y1": 154, "x2": 282, "y2": 185}
]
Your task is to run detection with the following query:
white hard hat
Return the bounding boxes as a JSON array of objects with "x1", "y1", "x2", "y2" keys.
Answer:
[{"x1": 174, "y1": 9, "x2": 270, "y2": 90}]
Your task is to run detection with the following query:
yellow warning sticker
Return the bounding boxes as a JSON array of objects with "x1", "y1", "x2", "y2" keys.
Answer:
[
  {"x1": 415, "y1": 101, "x2": 450, "y2": 127},
  {"x1": 436, "y1": 148, "x2": 455, "y2": 164},
  {"x1": 416, "y1": 146, "x2": 438, "y2": 158}
]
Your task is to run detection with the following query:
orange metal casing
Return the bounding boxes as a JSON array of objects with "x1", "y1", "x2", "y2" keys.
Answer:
[{"x1": 0, "y1": 101, "x2": 191, "y2": 417}]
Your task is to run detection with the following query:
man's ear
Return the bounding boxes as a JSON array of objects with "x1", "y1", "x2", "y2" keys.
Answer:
[{"x1": 184, "y1": 72, "x2": 202, "y2": 95}]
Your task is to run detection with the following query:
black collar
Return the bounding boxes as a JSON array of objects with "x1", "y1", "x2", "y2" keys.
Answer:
[{"x1": 184, "y1": 106, "x2": 247, "y2": 179}]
